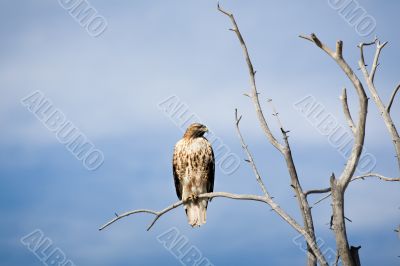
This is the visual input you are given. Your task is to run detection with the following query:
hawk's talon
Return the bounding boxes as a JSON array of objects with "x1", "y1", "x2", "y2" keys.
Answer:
[{"x1": 188, "y1": 193, "x2": 198, "y2": 202}]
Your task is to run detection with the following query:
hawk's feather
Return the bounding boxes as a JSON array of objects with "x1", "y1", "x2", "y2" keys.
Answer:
[{"x1": 172, "y1": 123, "x2": 215, "y2": 227}]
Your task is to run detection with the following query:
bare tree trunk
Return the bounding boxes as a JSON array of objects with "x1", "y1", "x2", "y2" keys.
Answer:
[
  {"x1": 331, "y1": 176, "x2": 355, "y2": 266},
  {"x1": 300, "y1": 34, "x2": 369, "y2": 265}
]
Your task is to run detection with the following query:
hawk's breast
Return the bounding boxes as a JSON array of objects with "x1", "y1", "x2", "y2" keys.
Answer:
[{"x1": 173, "y1": 135, "x2": 215, "y2": 202}]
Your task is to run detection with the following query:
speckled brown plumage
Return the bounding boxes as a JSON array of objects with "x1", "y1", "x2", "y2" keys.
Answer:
[{"x1": 172, "y1": 123, "x2": 215, "y2": 227}]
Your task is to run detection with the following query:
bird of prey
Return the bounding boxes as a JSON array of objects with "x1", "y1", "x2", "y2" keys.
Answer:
[{"x1": 172, "y1": 123, "x2": 215, "y2": 227}]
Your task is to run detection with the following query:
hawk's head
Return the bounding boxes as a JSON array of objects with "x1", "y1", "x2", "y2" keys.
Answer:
[{"x1": 183, "y1": 123, "x2": 209, "y2": 139}]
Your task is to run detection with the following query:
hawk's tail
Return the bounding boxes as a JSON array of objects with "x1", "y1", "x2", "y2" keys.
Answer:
[{"x1": 185, "y1": 200, "x2": 207, "y2": 227}]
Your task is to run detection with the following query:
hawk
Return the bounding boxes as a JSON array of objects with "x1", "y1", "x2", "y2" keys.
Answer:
[{"x1": 173, "y1": 123, "x2": 215, "y2": 227}]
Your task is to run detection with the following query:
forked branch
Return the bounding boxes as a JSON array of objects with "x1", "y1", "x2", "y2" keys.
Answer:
[
  {"x1": 99, "y1": 192, "x2": 267, "y2": 231},
  {"x1": 370, "y1": 40, "x2": 387, "y2": 82},
  {"x1": 301, "y1": 33, "x2": 368, "y2": 266},
  {"x1": 221, "y1": 6, "x2": 319, "y2": 265},
  {"x1": 307, "y1": 173, "x2": 400, "y2": 206},
  {"x1": 99, "y1": 186, "x2": 328, "y2": 266},
  {"x1": 358, "y1": 38, "x2": 400, "y2": 171},
  {"x1": 300, "y1": 33, "x2": 368, "y2": 190},
  {"x1": 233, "y1": 108, "x2": 328, "y2": 265}
]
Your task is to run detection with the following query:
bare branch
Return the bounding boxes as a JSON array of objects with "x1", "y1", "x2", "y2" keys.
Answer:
[
  {"x1": 358, "y1": 38, "x2": 387, "y2": 81},
  {"x1": 310, "y1": 173, "x2": 400, "y2": 206},
  {"x1": 264, "y1": 91, "x2": 315, "y2": 241},
  {"x1": 302, "y1": 33, "x2": 372, "y2": 265},
  {"x1": 299, "y1": 34, "x2": 335, "y2": 58},
  {"x1": 99, "y1": 192, "x2": 267, "y2": 231},
  {"x1": 345, "y1": 216, "x2": 353, "y2": 223},
  {"x1": 233, "y1": 109, "x2": 328, "y2": 265},
  {"x1": 359, "y1": 40, "x2": 400, "y2": 171},
  {"x1": 359, "y1": 37, "x2": 377, "y2": 47},
  {"x1": 312, "y1": 193, "x2": 332, "y2": 207},
  {"x1": 301, "y1": 33, "x2": 368, "y2": 191},
  {"x1": 357, "y1": 37, "x2": 377, "y2": 70},
  {"x1": 352, "y1": 173, "x2": 400, "y2": 182},
  {"x1": 235, "y1": 109, "x2": 268, "y2": 196},
  {"x1": 100, "y1": 187, "x2": 328, "y2": 265},
  {"x1": 300, "y1": 34, "x2": 345, "y2": 60},
  {"x1": 267, "y1": 99, "x2": 291, "y2": 145},
  {"x1": 370, "y1": 40, "x2": 388, "y2": 82},
  {"x1": 100, "y1": 204, "x2": 181, "y2": 231},
  {"x1": 333, "y1": 252, "x2": 341, "y2": 266},
  {"x1": 387, "y1": 83, "x2": 400, "y2": 113},
  {"x1": 220, "y1": 8, "x2": 318, "y2": 264},
  {"x1": 340, "y1": 88, "x2": 356, "y2": 135},
  {"x1": 218, "y1": 3, "x2": 284, "y2": 153},
  {"x1": 336, "y1": 40, "x2": 343, "y2": 59},
  {"x1": 305, "y1": 187, "x2": 331, "y2": 197},
  {"x1": 221, "y1": 8, "x2": 320, "y2": 265}
]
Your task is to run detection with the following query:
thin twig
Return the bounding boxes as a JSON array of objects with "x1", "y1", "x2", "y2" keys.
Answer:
[
  {"x1": 305, "y1": 187, "x2": 331, "y2": 197},
  {"x1": 312, "y1": 193, "x2": 332, "y2": 207},
  {"x1": 387, "y1": 83, "x2": 400, "y2": 113},
  {"x1": 217, "y1": 3, "x2": 284, "y2": 153},
  {"x1": 267, "y1": 99, "x2": 290, "y2": 143},
  {"x1": 310, "y1": 173, "x2": 400, "y2": 206},
  {"x1": 235, "y1": 109, "x2": 268, "y2": 196},
  {"x1": 352, "y1": 173, "x2": 400, "y2": 182},
  {"x1": 333, "y1": 252, "x2": 340, "y2": 266}
]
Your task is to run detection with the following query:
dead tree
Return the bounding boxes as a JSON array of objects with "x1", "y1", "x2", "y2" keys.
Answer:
[
  {"x1": 99, "y1": 5, "x2": 399, "y2": 266},
  {"x1": 299, "y1": 33, "x2": 400, "y2": 265}
]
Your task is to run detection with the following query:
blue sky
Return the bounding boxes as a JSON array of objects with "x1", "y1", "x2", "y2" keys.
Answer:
[{"x1": 1, "y1": 0, "x2": 399, "y2": 265}]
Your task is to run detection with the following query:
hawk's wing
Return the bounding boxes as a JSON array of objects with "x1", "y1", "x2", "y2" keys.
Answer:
[
  {"x1": 172, "y1": 145, "x2": 182, "y2": 200},
  {"x1": 206, "y1": 147, "x2": 215, "y2": 193}
]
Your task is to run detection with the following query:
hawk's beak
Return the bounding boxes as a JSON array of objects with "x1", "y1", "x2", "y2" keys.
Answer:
[{"x1": 204, "y1": 127, "x2": 209, "y2": 133}]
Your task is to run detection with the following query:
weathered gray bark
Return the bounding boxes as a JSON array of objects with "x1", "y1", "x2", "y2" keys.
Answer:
[
  {"x1": 359, "y1": 40, "x2": 400, "y2": 171},
  {"x1": 331, "y1": 176, "x2": 355, "y2": 266},
  {"x1": 300, "y1": 33, "x2": 368, "y2": 265},
  {"x1": 218, "y1": 5, "x2": 321, "y2": 266}
]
